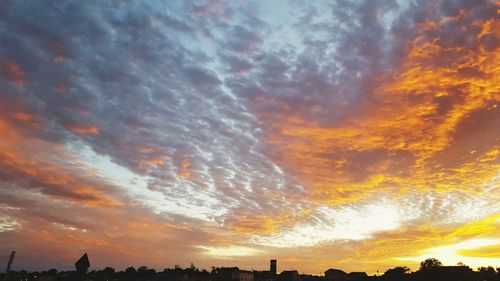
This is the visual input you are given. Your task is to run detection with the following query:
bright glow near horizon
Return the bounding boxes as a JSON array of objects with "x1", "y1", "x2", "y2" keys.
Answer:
[{"x1": 399, "y1": 238, "x2": 500, "y2": 269}]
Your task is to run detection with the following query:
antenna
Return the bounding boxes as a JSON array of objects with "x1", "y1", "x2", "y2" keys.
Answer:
[{"x1": 4, "y1": 251, "x2": 15, "y2": 281}]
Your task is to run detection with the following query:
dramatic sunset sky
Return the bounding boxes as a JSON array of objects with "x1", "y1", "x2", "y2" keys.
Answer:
[{"x1": 0, "y1": 0, "x2": 499, "y2": 275}]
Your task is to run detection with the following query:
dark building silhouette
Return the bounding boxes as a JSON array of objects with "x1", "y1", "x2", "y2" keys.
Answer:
[
  {"x1": 278, "y1": 270, "x2": 301, "y2": 281},
  {"x1": 2, "y1": 262, "x2": 500, "y2": 281},
  {"x1": 325, "y1": 269, "x2": 368, "y2": 281},
  {"x1": 325, "y1": 269, "x2": 347, "y2": 281},
  {"x1": 300, "y1": 273, "x2": 325, "y2": 281},
  {"x1": 213, "y1": 267, "x2": 240, "y2": 281},
  {"x1": 233, "y1": 270, "x2": 253, "y2": 281},
  {"x1": 4, "y1": 256, "x2": 500, "y2": 281},
  {"x1": 270, "y1": 260, "x2": 277, "y2": 275},
  {"x1": 212, "y1": 267, "x2": 253, "y2": 281},
  {"x1": 346, "y1": 272, "x2": 367, "y2": 281},
  {"x1": 253, "y1": 270, "x2": 275, "y2": 281}
]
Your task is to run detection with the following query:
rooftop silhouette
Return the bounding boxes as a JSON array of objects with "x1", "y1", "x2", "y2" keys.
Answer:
[{"x1": 2, "y1": 256, "x2": 500, "y2": 281}]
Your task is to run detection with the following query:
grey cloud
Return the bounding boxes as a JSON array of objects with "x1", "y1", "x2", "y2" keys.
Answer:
[{"x1": 0, "y1": 0, "x2": 303, "y2": 231}]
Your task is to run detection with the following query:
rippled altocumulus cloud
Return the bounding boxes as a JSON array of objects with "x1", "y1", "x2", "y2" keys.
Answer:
[{"x1": 0, "y1": 0, "x2": 498, "y2": 274}]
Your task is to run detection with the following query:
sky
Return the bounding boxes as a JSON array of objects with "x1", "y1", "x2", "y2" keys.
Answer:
[{"x1": 0, "y1": 0, "x2": 499, "y2": 275}]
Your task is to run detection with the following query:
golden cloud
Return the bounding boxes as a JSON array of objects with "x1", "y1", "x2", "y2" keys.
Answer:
[{"x1": 262, "y1": 8, "x2": 499, "y2": 206}]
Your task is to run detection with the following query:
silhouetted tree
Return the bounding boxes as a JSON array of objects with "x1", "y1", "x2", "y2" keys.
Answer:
[
  {"x1": 383, "y1": 266, "x2": 409, "y2": 280},
  {"x1": 419, "y1": 258, "x2": 442, "y2": 270},
  {"x1": 102, "y1": 267, "x2": 115, "y2": 274},
  {"x1": 477, "y1": 266, "x2": 496, "y2": 281},
  {"x1": 138, "y1": 266, "x2": 148, "y2": 272},
  {"x1": 478, "y1": 266, "x2": 496, "y2": 273},
  {"x1": 125, "y1": 266, "x2": 137, "y2": 275},
  {"x1": 416, "y1": 258, "x2": 443, "y2": 281},
  {"x1": 137, "y1": 266, "x2": 156, "y2": 277}
]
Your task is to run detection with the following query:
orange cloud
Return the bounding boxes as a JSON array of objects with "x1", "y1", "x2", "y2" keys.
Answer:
[
  {"x1": 69, "y1": 125, "x2": 100, "y2": 135},
  {"x1": 136, "y1": 154, "x2": 166, "y2": 173},
  {"x1": 11, "y1": 111, "x2": 35, "y2": 122},
  {"x1": 261, "y1": 9, "x2": 499, "y2": 205},
  {"x1": 148, "y1": 156, "x2": 165, "y2": 166},
  {"x1": 0, "y1": 100, "x2": 121, "y2": 207},
  {"x1": 1, "y1": 60, "x2": 26, "y2": 86},
  {"x1": 128, "y1": 218, "x2": 192, "y2": 232},
  {"x1": 178, "y1": 157, "x2": 194, "y2": 179},
  {"x1": 228, "y1": 208, "x2": 313, "y2": 237},
  {"x1": 4, "y1": 107, "x2": 42, "y2": 130},
  {"x1": 232, "y1": 215, "x2": 279, "y2": 235},
  {"x1": 73, "y1": 186, "x2": 124, "y2": 207}
]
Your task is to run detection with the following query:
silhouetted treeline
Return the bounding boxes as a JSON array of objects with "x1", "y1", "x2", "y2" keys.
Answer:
[{"x1": 2, "y1": 258, "x2": 500, "y2": 281}]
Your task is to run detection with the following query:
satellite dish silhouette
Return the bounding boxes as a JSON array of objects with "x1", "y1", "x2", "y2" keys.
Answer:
[{"x1": 75, "y1": 253, "x2": 90, "y2": 273}]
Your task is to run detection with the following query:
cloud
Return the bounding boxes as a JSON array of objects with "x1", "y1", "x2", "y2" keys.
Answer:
[
  {"x1": 68, "y1": 125, "x2": 100, "y2": 135},
  {"x1": 234, "y1": 0, "x2": 499, "y2": 204},
  {"x1": 0, "y1": 0, "x2": 498, "y2": 274}
]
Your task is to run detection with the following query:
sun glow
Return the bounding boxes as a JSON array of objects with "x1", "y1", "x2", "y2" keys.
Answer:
[
  {"x1": 253, "y1": 202, "x2": 407, "y2": 247},
  {"x1": 399, "y1": 238, "x2": 500, "y2": 268}
]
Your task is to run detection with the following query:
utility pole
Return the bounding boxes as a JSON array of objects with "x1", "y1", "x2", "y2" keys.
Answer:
[{"x1": 4, "y1": 251, "x2": 15, "y2": 281}]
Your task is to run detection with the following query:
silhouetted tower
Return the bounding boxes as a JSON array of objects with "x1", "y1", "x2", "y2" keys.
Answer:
[{"x1": 270, "y1": 259, "x2": 277, "y2": 275}]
